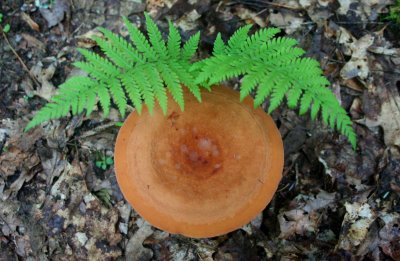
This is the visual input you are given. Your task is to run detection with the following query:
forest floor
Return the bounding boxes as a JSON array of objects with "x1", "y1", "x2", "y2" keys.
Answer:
[{"x1": 1, "y1": 0, "x2": 400, "y2": 260}]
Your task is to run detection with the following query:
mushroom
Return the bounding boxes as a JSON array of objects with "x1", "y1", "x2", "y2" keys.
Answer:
[{"x1": 114, "y1": 85, "x2": 284, "y2": 238}]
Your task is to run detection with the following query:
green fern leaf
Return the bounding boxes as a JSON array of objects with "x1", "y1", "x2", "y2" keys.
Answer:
[
  {"x1": 120, "y1": 74, "x2": 143, "y2": 114},
  {"x1": 143, "y1": 65, "x2": 168, "y2": 114},
  {"x1": 268, "y1": 78, "x2": 291, "y2": 113},
  {"x1": 77, "y1": 48, "x2": 120, "y2": 76},
  {"x1": 182, "y1": 32, "x2": 200, "y2": 61},
  {"x1": 254, "y1": 76, "x2": 275, "y2": 107},
  {"x1": 97, "y1": 84, "x2": 111, "y2": 116},
  {"x1": 213, "y1": 33, "x2": 226, "y2": 55},
  {"x1": 134, "y1": 68, "x2": 155, "y2": 113},
  {"x1": 157, "y1": 62, "x2": 184, "y2": 110},
  {"x1": 167, "y1": 20, "x2": 181, "y2": 59},
  {"x1": 168, "y1": 61, "x2": 201, "y2": 102},
  {"x1": 287, "y1": 88, "x2": 302, "y2": 109},
  {"x1": 299, "y1": 93, "x2": 312, "y2": 115},
  {"x1": 310, "y1": 100, "x2": 321, "y2": 120},
  {"x1": 123, "y1": 16, "x2": 157, "y2": 60},
  {"x1": 86, "y1": 90, "x2": 98, "y2": 116},
  {"x1": 94, "y1": 36, "x2": 133, "y2": 70},
  {"x1": 240, "y1": 74, "x2": 260, "y2": 101},
  {"x1": 97, "y1": 27, "x2": 143, "y2": 63},
  {"x1": 109, "y1": 80, "x2": 127, "y2": 117},
  {"x1": 227, "y1": 25, "x2": 252, "y2": 52},
  {"x1": 26, "y1": 16, "x2": 356, "y2": 149},
  {"x1": 144, "y1": 13, "x2": 167, "y2": 57}
]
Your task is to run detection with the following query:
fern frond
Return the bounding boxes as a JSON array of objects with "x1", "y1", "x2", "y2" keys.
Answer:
[
  {"x1": 213, "y1": 33, "x2": 226, "y2": 56},
  {"x1": 253, "y1": 74, "x2": 275, "y2": 107},
  {"x1": 25, "y1": 76, "x2": 97, "y2": 131},
  {"x1": 157, "y1": 62, "x2": 184, "y2": 110},
  {"x1": 143, "y1": 65, "x2": 168, "y2": 114},
  {"x1": 120, "y1": 73, "x2": 143, "y2": 114},
  {"x1": 195, "y1": 26, "x2": 357, "y2": 148},
  {"x1": 182, "y1": 32, "x2": 200, "y2": 61},
  {"x1": 134, "y1": 68, "x2": 155, "y2": 113},
  {"x1": 144, "y1": 13, "x2": 167, "y2": 57},
  {"x1": 109, "y1": 79, "x2": 127, "y2": 117},
  {"x1": 227, "y1": 25, "x2": 252, "y2": 52},
  {"x1": 94, "y1": 36, "x2": 133, "y2": 70},
  {"x1": 268, "y1": 78, "x2": 291, "y2": 113},
  {"x1": 168, "y1": 61, "x2": 201, "y2": 102},
  {"x1": 97, "y1": 27, "x2": 143, "y2": 63},
  {"x1": 167, "y1": 21, "x2": 181, "y2": 59},
  {"x1": 123, "y1": 16, "x2": 157, "y2": 60},
  {"x1": 77, "y1": 48, "x2": 120, "y2": 76},
  {"x1": 26, "y1": 15, "x2": 356, "y2": 149},
  {"x1": 97, "y1": 84, "x2": 111, "y2": 116}
]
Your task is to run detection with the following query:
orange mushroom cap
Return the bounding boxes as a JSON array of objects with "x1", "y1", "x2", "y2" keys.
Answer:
[{"x1": 114, "y1": 85, "x2": 284, "y2": 238}]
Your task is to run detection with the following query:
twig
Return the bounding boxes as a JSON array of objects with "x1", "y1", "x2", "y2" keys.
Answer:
[
  {"x1": 1, "y1": 25, "x2": 41, "y2": 87},
  {"x1": 228, "y1": 0, "x2": 303, "y2": 11}
]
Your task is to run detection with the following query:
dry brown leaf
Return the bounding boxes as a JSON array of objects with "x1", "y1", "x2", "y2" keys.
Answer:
[
  {"x1": 379, "y1": 212, "x2": 400, "y2": 260},
  {"x1": 338, "y1": 202, "x2": 377, "y2": 251},
  {"x1": 31, "y1": 62, "x2": 58, "y2": 101},
  {"x1": 359, "y1": 91, "x2": 400, "y2": 147},
  {"x1": 21, "y1": 33, "x2": 46, "y2": 51},
  {"x1": 75, "y1": 29, "x2": 104, "y2": 49},
  {"x1": 125, "y1": 219, "x2": 154, "y2": 260},
  {"x1": 21, "y1": 12, "x2": 40, "y2": 31},
  {"x1": 278, "y1": 191, "x2": 336, "y2": 238},
  {"x1": 340, "y1": 34, "x2": 374, "y2": 80},
  {"x1": 176, "y1": 9, "x2": 201, "y2": 31},
  {"x1": 269, "y1": 10, "x2": 304, "y2": 34},
  {"x1": 235, "y1": 7, "x2": 266, "y2": 27},
  {"x1": 39, "y1": 0, "x2": 70, "y2": 28}
]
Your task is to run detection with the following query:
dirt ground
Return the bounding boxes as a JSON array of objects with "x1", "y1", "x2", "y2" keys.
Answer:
[{"x1": 1, "y1": 0, "x2": 400, "y2": 260}]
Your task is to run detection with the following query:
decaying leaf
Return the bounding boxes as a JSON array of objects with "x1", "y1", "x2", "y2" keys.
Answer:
[
  {"x1": 379, "y1": 212, "x2": 400, "y2": 260},
  {"x1": 39, "y1": 0, "x2": 70, "y2": 28},
  {"x1": 31, "y1": 62, "x2": 58, "y2": 101},
  {"x1": 125, "y1": 218, "x2": 154, "y2": 260},
  {"x1": 360, "y1": 89, "x2": 400, "y2": 147},
  {"x1": 75, "y1": 29, "x2": 104, "y2": 49},
  {"x1": 340, "y1": 34, "x2": 374, "y2": 80},
  {"x1": 278, "y1": 190, "x2": 336, "y2": 238},
  {"x1": 269, "y1": 10, "x2": 304, "y2": 34},
  {"x1": 338, "y1": 202, "x2": 377, "y2": 251}
]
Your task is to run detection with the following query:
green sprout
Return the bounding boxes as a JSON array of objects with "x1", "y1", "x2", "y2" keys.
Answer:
[
  {"x1": 0, "y1": 13, "x2": 11, "y2": 33},
  {"x1": 385, "y1": 0, "x2": 400, "y2": 24},
  {"x1": 95, "y1": 152, "x2": 114, "y2": 170}
]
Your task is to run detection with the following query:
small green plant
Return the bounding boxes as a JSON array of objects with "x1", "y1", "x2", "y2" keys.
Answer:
[
  {"x1": 385, "y1": 0, "x2": 400, "y2": 24},
  {"x1": 95, "y1": 153, "x2": 114, "y2": 170},
  {"x1": 25, "y1": 13, "x2": 356, "y2": 148},
  {"x1": 0, "y1": 13, "x2": 10, "y2": 33},
  {"x1": 93, "y1": 188, "x2": 112, "y2": 208}
]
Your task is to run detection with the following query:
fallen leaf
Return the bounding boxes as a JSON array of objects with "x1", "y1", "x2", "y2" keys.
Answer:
[
  {"x1": 359, "y1": 89, "x2": 400, "y2": 147},
  {"x1": 278, "y1": 190, "x2": 336, "y2": 238},
  {"x1": 379, "y1": 212, "x2": 400, "y2": 260},
  {"x1": 176, "y1": 9, "x2": 201, "y2": 31},
  {"x1": 39, "y1": 0, "x2": 70, "y2": 28},
  {"x1": 269, "y1": 10, "x2": 304, "y2": 34},
  {"x1": 21, "y1": 12, "x2": 40, "y2": 31},
  {"x1": 125, "y1": 218, "x2": 154, "y2": 260},
  {"x1": 338, "y1": 202, "x2": 377, "y2": 251},
  {"x1": 340, "y1": 34, "x2": 374, "y2": 80},
  {"x1": 75, "y1": 29, "x2": 103, "y2": 49},
  {"x1": 31, "y1": 62, "x2": 57, "y2": 101},
  {"x1": 21, "y1": 33, "x2": 46, "y2": 51}
]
